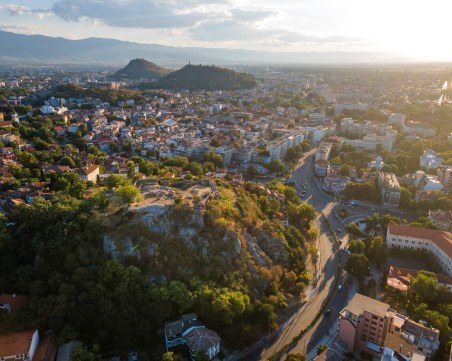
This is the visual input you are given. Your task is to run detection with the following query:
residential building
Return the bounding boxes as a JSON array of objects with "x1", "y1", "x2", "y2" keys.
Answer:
[
  {"x1": 315, "y1": 160, "x2": 331, "y2": 177},
  {"x1": 437, "y1": 166, "x2": 452, "y2": 193},
  {"x1": 335, "y1": 103, "x2": 368, "y2": 115},
  {"x1": 315, "y1": 142, "x2": 332, "y2": 162},
  {"x1": 387, "y1": 265, "x2": 452, "y2": 293},
  {"x1": 428, "y1": 210, "x2": 452, "y2": 231},
  {"x1": 74, "y1": 165, "x2": 100, "y2": 183},
  {"x1": 345, "y1": 132, "x2": 396, "y2": 151},
  {"x1": 338, "y1": 293, "x2": 440, "y2": 360},
  {"x1": 388, "y1": 113, "x2": 405, "y2": 126},
  {"x1": 268, "y1": 133, "x2": 303, "y2": 161},
  {"x1": 420, "y1": 150, "x2": 443, "y2": 169},
  {"x1": 55, "y1": 341, "x2": 82, "y2": 361},
  {"x1": 164, "y1": 313, "x2": 221, "y2": 360},
  {"x1": 402, "y1": 121, "x2": 436, "y2": 138},
  {"x1": 312, "y1": 125, "x2": 336, "y2": 143},
  {"x1": 0, "y1": 329, "x2": 40, "y2": 361},
  {"x1": 378, "y1": 172, "x2": 401, "y2": 207},
  {"x1": 338, "y1": 293, "x2": 391, "y2": 356},
  {"x1": 386, "y1": 224, "x2": 452, "y2": 276},
  {"x1": 368, "y1": 155, "x2": 384, "y2": 170}
]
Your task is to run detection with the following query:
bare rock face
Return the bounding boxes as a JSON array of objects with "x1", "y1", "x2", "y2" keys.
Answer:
[{"x1": 255, "y1": 230, "x2": 289, "y2": 266}]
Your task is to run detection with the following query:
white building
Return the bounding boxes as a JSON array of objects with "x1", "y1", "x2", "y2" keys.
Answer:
[
  {"x1": 313, "y1": 125, "x2": 336, "y2": 143},
  {"x1": 367, "y1": 155, "x2": 384, "y2": 170},
  {"x1": 420, "y1": 150, "x2": 443, "y2": 169},
  {"x1": 315, "y1": 160, "x2": 331, "y2": 177},
  {"x1": 388, "y1": 113, "x2": 406, "y2": 126},
  {"x1": 268, "y1": 133, "x2": 303, "y2": 161},
  {"x1": 0, "y1": 329, "x2": 39, "y2": 361},
  {"x1": 386, "y1": 224, "x2": 452, "y2": 276},
  {"x1": 345, "y1": 132, "x2": 396, "y2": 151}
]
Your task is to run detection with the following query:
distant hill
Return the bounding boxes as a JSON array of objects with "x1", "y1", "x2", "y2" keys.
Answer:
[
  {"x1": 0, "y1": 30, "x2": 407, "y2": 65},
  {"x1": 112, "y1": 59, "x2": 170, "y2": 80},
  {"x1": 154, "y1": 64, "x2": 256, "y2": 91}
]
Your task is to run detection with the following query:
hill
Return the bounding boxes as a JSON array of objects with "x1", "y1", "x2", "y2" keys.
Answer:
[
  {"x1": 111, "y1": 58, "x2": 170, "y2": 80},
  {"x1": 154, "y1": 64, "x2": 256, "y2": 91}
]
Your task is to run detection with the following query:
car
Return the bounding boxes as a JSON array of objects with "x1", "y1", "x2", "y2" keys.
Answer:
[
  {"x1": 337, "y1": 228, "x2": 341, "y2": 233},
  {"x1": 338, "y1": 284, "x2": 343, "y2": 291},
  {"x1": 338, "y1": 239, "x2": 343, "y2": 245},
  {"x1": 334, "y1": 215, "x2": 338, "y2": 219},
  {"x1": 324, "y1": 308, "x2": 332, "y2": 315}
]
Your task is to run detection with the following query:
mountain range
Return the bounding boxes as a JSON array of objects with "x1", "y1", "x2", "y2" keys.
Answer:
[{"x1": 0, "y1": 30, "x2": 407, "y2": 66}]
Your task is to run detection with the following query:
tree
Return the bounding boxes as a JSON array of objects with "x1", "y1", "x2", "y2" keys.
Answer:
[
  {"x1": 345, "y1": 254, "x2": 369, "y2": 281},
  {"x1": 116, "y1": 184, "x2": 140, "y2": 205},
  {"x1": 161, "y1": 352, "x2": 181, "y2": 361},
  {"x1": 71, "y1": 345, "x2": 101, "y2": 361},
  {"x1": 60, "y1": 156, "x2": 75, "y2": 168},
  {"x1": 184, "y1": 161, "x2": 204, "y2": 176},
  {"x1": 367, "y1": 237, "x2": 387, "y2": 266},
  {"x1": 203, "y1": 151, "x2": 223, "y2": 168},
  {"x1": 247, "y1": 166, "x2": 259, "y2": 177},
  {"x1": 210, "y1": 139, "x2": 221, "y2": 147},
  {"x1": 349, "y1": 239, "x2": 365, "y2": 254},
  {"x1": 285, "y1": 353, "x2": 306, "y2": 361},
  {"x1": 409, "y1": 270, "x2": 438, "y2": 305},
  {"x1": 317, "y1": 345, "x2": 328, "y2": 355},
  {"x1": 106, "y1": 174, "x2": 127, "y2": 189},
  {"x1": 340, "y1": 164, "x2": 352, "y2": 177},
  {"x1": 264, "y1": 160, "x2": 285, "y2": 174},
  {"x1": 399, "y1": 187, "x2": 412, "y2": 209},
  {"x1": 344, "y1": 222, "x2": 363, "y2": 237}
]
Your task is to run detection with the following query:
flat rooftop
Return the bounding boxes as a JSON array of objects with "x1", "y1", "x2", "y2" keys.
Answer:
[{"x1": 345, "y1": 293, "x2": 390, "y2": 318}]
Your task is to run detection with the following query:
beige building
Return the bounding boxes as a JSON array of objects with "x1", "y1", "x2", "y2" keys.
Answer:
[
  {"x1": 386, "y1": 224, "x2": 452, "y2": 276},
  {"x1": 338, "y1": 293, "x2": 440, "y2": 359},
  {"x1": 315, "y1": 142, "x2": 332, "y2": 162},
  {"x1": 74, "y1": 165, "x2": 100, "y2": 183}
]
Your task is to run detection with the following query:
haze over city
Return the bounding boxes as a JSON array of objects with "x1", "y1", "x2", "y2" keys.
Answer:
[{"x1": 1, "y1": 0, "x2": 451, "y2": 61}]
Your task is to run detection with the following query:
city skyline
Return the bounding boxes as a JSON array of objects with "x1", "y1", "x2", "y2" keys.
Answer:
[{"x1": 0, "y1": 0, "x2": 451, "y2": 62}]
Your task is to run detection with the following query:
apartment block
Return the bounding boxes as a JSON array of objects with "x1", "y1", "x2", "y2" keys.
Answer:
[
  {"x1": 315, "y1": 160, "x2": 331, "y2": 177},
  {"x1": 315, "y1": 142, "x2": 332, "y2": 162},
  {"x1": 338, "y1": 294, "x2": 440, "y2": 359},
  {"x1": 378, "y1": 172, "x2": 401, "y2": 207},
  {"x1": 388, "y1": 113, "x2": 405, "y2": 126},
  {"x1": 437, "y1": 166, "x2": 452, "y2": 193},
  {"x1": 268, "y1": 133, "x2": 303, "y2": 161},
  {"x1": 338, "y1": 294, "x2": 392, "y2": 355},
  {"x1": 386, "y1": 224, "x2": 452, "y2": 276}
]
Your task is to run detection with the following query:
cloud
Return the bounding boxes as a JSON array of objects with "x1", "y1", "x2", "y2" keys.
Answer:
[
  {"x1": 51, "y1": 0, "x2": 213, "y2": 28},
  {"x1": 6, "y1": 4, "x2": 52, "y2": 19},
  {"x1": 190, "y1": 19, "x2": 364, "y2": 46},
  {"x1": 0, "y1": 23, "x2": 37, "y2": 33}
]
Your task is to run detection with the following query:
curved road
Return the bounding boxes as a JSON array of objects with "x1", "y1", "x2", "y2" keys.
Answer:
[{"x1": 255, "y1": 151, "x2": 353, "y2": 361}]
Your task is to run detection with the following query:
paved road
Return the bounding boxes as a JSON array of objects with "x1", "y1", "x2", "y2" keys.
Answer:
[
  {"x1": 243, "y1": 151, "x2": 419, "y2": 361},
  {"x1": 255, "y1": 151, "x2": 351, "y2": 361}
]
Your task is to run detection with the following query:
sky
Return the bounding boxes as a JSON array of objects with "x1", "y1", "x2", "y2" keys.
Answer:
[{"x1": 0, "y1": 0, "x2": 451, "y2": 60}]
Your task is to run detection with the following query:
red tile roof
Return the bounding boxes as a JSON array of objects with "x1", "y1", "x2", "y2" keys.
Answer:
[
  {"x1": 388, "y1": 224, "x2": 452, "y2": 258},
  {"x1": 0, "y1": 329, "x2": 36, "y2": 358},
  {"x1": 0, "y1": 294, "x2": 28, "y2": 312}
]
